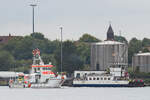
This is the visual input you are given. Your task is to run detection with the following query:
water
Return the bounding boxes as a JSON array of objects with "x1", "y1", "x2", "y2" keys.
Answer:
[{"x1": 0, "y1": 86, "x2": 149, "y2": 100}]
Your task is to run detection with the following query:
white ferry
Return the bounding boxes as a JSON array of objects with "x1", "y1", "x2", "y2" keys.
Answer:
[{"x1": 73, "y1": 67, "x2": 144, "y2": 87}]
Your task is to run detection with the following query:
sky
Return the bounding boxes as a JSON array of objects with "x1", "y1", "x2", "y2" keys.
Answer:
[{"x1": 0, "y1": 0, "x2": 150, "y2": 41}]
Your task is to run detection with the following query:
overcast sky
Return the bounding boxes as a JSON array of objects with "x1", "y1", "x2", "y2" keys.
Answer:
[{"x1": 0, "y1": 0, "x2": 150, "y2": 41}]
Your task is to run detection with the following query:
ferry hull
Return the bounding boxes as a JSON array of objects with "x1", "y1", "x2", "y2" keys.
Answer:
[{"x1": 73, "y1": 84, "x2": 129, "y2": 87}]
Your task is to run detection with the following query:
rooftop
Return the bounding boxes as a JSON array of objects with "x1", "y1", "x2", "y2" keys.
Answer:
[
  {"x1": 92, "y1": 40, "x2": 124, "y2": 45},
  {"x1": 136, "y1": 52, "x2": 150, "y2": 56}
]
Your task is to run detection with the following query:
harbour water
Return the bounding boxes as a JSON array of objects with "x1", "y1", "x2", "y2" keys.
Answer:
[{"x1": 0, "y1": 86, "x2": 149, "y2": 100}]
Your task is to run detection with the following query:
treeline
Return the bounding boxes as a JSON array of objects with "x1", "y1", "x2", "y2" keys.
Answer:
[
  {"x1": 0, "y1": 32, "x2": 150, "y2": 74},
  {"x1": 0, "y1": 33, "x2": 100, "y2": 74}
]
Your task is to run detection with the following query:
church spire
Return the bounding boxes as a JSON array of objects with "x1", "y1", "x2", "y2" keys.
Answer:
[{"x1": 107, "y1": 24, "x2": 114, "y2": 41}]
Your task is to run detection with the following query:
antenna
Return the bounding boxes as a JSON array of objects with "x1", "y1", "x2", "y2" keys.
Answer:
[{"x1": 60, "y1": 26, "x2": 63, "y2": 73}]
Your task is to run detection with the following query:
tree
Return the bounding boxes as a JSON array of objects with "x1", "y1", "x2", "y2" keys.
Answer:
[
  {"x1": 114, "y1": 35, "x2": 128, "y2": 44},
  {"x1": 79, "y1": 33, "x2": 101, "y2": 43},
  {"x1": 41, "y1": 54, "x2": 56, "y2": 65},
  {"x1": 0, "y1": 51, "x2": 15, "y2": 71},
  {"x1": 76, "y1": 42, "x2": 90, "y2": 65},
  {"x1": 15, "y1": 60, "x2": 32, "y2": 73},
  {"x1": 54, "y1": 40, "x2": 84, "y2": 74},
  {"x1": 31, "y1": 32, "x2": 44, "y2": 40},
  {"x1": 142, "y1": 48, "x2": 149, "y2": 52},
  {"x1": 128, "y1": 38, "x2": 142, "y2": 64},
  {"x1": 142, "y1": 38, "x2": 150, "y2": 47}
]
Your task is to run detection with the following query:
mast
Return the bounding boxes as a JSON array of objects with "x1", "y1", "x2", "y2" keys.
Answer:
[{"x1": 60, "y1": 27, "x2": 63, "y2": 73}]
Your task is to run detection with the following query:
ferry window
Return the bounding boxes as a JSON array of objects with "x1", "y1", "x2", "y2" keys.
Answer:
[
  {"x1": 108, "y1": 78, "x2": 110, "y2": 80},
  {"x1": 97, "y1": 78, "x2": 99, "y2": 80},
  {"x1": 101, "y1": 78, "x2": 103, "y2": 80},
  {"x1": 104, "y1": 78, "x2": 107, "y2": 80},
  {"x1": 76, "y1": 73, "x2": 80, "y2": 78},
  {"x1": 93, "y1": 78, "x2": 96, "y2": 80},
  {"x1": 89, "y1": 78, "x2": 92, "y2": 80}
]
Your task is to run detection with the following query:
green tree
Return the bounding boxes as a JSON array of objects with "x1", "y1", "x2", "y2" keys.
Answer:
[
  {"x1": 31, "y1": 32, "x2": 44, "y2": 40},
  {"x1": 142, "y1": 38, "x2": 150, "y2": 47},
  {"x1": 76, "y1": 42, "x2": 90, "y2": 67},
  {"x1": 54, "y1": 40, "x2": 84, "y2": 74},
  {"x1": 15, "y1": 60, "x2": 32, "y2": 73},
  {"x1": 114, "y1": 35, "x2": 128, "y2": 44},
  {"x1": 142, "y1": 48, "x2": 149, "y2": 52},
  {"x1": 79, "y1": 33, "x2": 101, "y2": 43},
  {"x1": 0, "y1": 51, "x2": 15, "y2": 71},
  {"x1": 128, "y1": 38, "x2": 142, "y2": 64}
]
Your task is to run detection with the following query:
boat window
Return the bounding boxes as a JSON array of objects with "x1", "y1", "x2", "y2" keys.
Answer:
[
  {"x1": 38, "y1": 68, "x2": 40, "y2": 71},
  {"x1": 101, "y1": 78, "x2": 103, "y2": 80},
  {"x1": 34, "y1": 68, "x2": 37, "y2": 73},
  {"x1": 108, "y1": 78, "x2": 110, "y2": 80},
  {"x1": 43, "y1": 68, "x2": 46, "y2": 70},
  {"x1": 47, "y1": 68, "x2": 51, "y2": 70},
  {"x1": 76, "y1": 73, "x2": 80, "y2": 78},
  {"x1": 97, "y1": 78, "x2": 99, "y2": 80},
  {"x1": 89, "y1": 78, "x2": 92, "y2": 80},
  {"x1": 93, "y1": 78, "x2": 96, "y2": 80},
  {"x1": 104, "y1": 78, "x2": 107, "y2": 80}
]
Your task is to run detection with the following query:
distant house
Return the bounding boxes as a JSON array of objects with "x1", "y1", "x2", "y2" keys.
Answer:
[{"x1": 0, "y1": 34, "x2": 19, "y2": 44}]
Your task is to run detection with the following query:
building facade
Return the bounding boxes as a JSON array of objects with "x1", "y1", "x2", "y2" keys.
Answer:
[
  {"x1": 90, "y1": 25, "x2": 128, "y2": 71},
  {"x1": 132, "y1": 52, "x2": 150, "y2": 73},
  {"x1": 90, "y1": 41, "x2": 128, "y2": 71}
]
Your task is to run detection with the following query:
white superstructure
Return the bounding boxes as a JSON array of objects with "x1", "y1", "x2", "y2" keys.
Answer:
[
  {"x1": 73, "y1": 67, "x2": 130, "y2": 87},
  {"x1": 29, "y1": 49, "x2": 66, "y2": 88}
]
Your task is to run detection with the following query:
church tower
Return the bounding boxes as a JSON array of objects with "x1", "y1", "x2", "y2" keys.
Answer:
[{"x1": 107, "y1": 24, "x2": 114, "y2": 41}]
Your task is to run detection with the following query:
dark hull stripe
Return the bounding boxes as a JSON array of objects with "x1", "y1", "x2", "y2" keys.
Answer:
[{"x1": 73, "y1": 84, "x2": 129, "y2": 87}]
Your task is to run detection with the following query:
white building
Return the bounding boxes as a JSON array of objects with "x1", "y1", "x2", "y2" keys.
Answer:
[
  {"x1": 90, "y1": 25, "x2": 128, "y2": 71},
  {"x1": 132, "y1": 52, "x2": 150, "y2": 73}
]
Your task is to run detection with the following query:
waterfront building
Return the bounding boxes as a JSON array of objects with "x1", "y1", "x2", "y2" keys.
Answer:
[
  {"x1": 132, "y1": 52, "x2": 150, "y2": 73},
  {"x1": 90, "y1": 25, "x2": 128, "y2": 71}
]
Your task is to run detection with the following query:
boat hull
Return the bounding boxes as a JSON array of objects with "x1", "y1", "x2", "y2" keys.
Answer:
[
  {"x1": 73, "y1": 84, "x2": 129, "y2": 87},
  {"x1": 73, "y1": 80, "x2": 130, "y2": 87},
  {"x1": 9, "y1": 83, "x2": 25, "y2": 88},
  {"x1": 31, "y1": 79, "x2": 65, "y2": 88}
]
